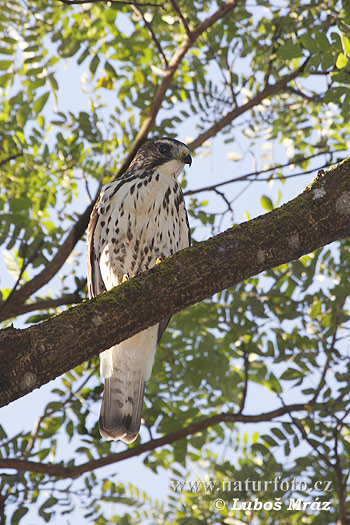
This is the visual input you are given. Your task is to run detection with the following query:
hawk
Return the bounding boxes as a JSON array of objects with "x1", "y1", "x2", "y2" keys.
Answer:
[{"x1": 87, "y1": 137, "x2": 192, "y2": 443}]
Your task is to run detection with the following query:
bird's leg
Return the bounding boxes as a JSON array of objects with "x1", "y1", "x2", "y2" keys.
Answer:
[
  {"x1": 122, "y1": 273, "x2": 130, "y2": 282},
  {"x1": 156, "y1": 257, "x2": 163, "y2": 265}
]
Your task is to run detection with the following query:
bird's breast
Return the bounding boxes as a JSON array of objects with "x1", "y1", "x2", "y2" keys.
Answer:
[{"x1": 98, "y1": 170, "x2": 188, "y2": 288}]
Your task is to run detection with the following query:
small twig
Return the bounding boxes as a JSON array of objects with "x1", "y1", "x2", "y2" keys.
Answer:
[
  {"x1": 132, "y1": 4, "x2": 168, "y2": 67},
  {"x1": 0, "y1": 151, "x2": 23, "y2": 168},
  {"x1": 213, "y1": 188, "x2": 234, "y2": 218},
  {"x1": 184, "y1": 151, "x2": 338, "y2": 196},
  {"x1": 253, "y1": 162, "x2": 336, "y2": 182},
  {"x1": 169, "y1": 0, "x2": 192, "y2": 36},
  {"x1": 173, "y1": 83, "x2": 234, "y2": 105},
  {"x1": 81, "y1": 172, "x2": 94, "y2": 203},
  {"x1": 286, "y1": 85, "x2": 321, "y2": 102},
  {"x1": 188, "y1": 56, "x2": 312, "y2": 151},
  {"x1": 310, "y1": 317, "x2": 342, "y2": 404},
  {"x1": 238, "y1": 343, "x2": 249, "y2": 414},
  {"x1": 142, "y1": 420, "x2": 154, "y2": 441},
  {"x1": 19, "y1": 292, "x2": 84, "y2": 315},
  {"x1": 333, "y1": 427, "x2": 346, "y2": 525},
  {"x1": 57, "y1": 0, "x2": 164, "y2": 6},
  {"x1": 279, "y1": 393, "x2": 333, "y2": 468}
]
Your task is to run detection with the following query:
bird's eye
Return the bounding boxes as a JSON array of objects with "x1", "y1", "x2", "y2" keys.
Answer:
[{"x1": 159, "y1": 144, "x2": 170, "y2": 155}]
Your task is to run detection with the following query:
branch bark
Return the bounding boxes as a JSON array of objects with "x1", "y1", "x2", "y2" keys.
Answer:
[{"x1": 1, "y1": 157, "x2": 350, "y2": 407}]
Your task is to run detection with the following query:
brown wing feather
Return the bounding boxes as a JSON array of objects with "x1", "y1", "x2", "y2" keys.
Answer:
[
  {"x1": 157, "y1": 201, "x2": 191, "y2": 344},
  {"x1": 86, "y1": 193, "x2": 106, "y2": 299}
]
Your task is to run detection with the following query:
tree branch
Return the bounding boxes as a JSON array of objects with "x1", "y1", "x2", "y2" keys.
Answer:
[
  {"x1": 0, "y1": 200, "x2": 95, "y2": 323},
  {"x1": 333, "y1": 427, "x2": 347, "y2": 525},
  {"x1": 57, "y1": 0, "x2": 164, "y2": 6},
  {"x1": 114, "y1": 0, "x2": 239, "y2": 177},
  {"x1": 0, "y1": 401, "x2": 327, "y2": 479},
  {"x1": 1, "y1": 157, "x2": 350, "y2": 406},
  {"x1": 132, "y1": 4, "x2": 168, "y2": 67},
  {"x1": 169, "y1": 0, "x2": 192, "y2": 36},
  {"x1": 188, "y1": 58, "x2": 311, "y2": 151},
  {"x1": 14, "y1": 293, "x2": 84, "y2": 316},
  {"x1": 0, "y1": 151, "x2": 23, "y2": 168},
  {"x1": 238, "y1": 343, "x2": 249, "y2": 414},
  {"x1": 184, "y1": 150, "x2": 336, "y2": 196}
]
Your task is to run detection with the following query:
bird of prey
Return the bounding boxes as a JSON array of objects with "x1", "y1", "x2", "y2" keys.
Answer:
[{"x1": 87, "y1": 137, "x2": 192, "y2": 443}]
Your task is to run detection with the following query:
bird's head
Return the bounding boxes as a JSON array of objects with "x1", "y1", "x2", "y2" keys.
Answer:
[{"x1": 130, "y1": 137, "x2": 192, "y2": 177}]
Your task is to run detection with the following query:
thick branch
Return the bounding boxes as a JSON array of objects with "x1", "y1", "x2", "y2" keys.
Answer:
[
  {"x1": 1, "y1": 157, "x2": 350, "y2": 406},
  {"x1": 0, "y1": 402, "x2": 321, "y2": 478}
]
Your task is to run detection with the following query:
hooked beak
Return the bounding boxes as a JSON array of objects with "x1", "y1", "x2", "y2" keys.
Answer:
[{"x1": 182, "y1": 153, "x2": 192, "y2": 166}]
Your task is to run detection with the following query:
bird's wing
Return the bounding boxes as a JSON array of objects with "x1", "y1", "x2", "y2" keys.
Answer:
[
  {"x1": 86, "y1": 193, "x2": 106, "y2": 299},
  {"x1": 157, "y1": 189, "x2": 191, "y2": 344}
]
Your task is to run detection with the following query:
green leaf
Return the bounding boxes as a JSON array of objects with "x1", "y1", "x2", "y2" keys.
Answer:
[
  {"x1": 90, "y1": 55, "x2": 100, "y2": 74},
  {"x1": 336, "y1": 52, "x2": 348, "y2": 69},
  {"x1": 277, "y1": 43, "x2": 303, "y2": 60},
  {"x1": 39, "y1": 497, "x2": 58, "y2": 522},
  {"x1": 342, "y1": 34, "x2": 350, "y2": 55},
  {"x1": 105, "y1": 61, "x2": 117, "y2": 78},
  {"x1": 11, "y1": 507, "x2": 28, "y2": 525},
  {"x1": 260, "y1": 195, "x2": 273, "y2": 211},
  {"x1": 281, "y1": 368, "x2": 303, "y2": 381},
  {"x1": 300, "y1": 34, "x2": 318, "y2": 53},
  {"x1": 314, "y1": 31, "x2": 331, "y2": 51},
  {"x1": 0, "y1": 60, "x2": 12, "y2": 69},
  {"x1": 34, "y1": 92, "x2": 50, "y2": 114},
  {"x1": 266, "y1": 372, "x2": 282, "y2": 394}
]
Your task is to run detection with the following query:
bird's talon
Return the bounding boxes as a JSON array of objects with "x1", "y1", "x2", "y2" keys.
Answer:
[
  {"x1": 156, "y1": 257, "x2": 163, "y2": 265},
  {"x1": 122, "y1": 273, "x2": 130, "y2": 282}
]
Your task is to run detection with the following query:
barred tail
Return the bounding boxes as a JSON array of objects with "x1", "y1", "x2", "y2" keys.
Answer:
[{"x1": 98, "y1": 327, "x2": 158, "y2": 443}]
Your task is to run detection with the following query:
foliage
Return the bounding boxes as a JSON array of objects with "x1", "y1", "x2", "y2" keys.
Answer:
[{"x1": 0, "y1": 0, "x2": 350, "y2": 523}]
